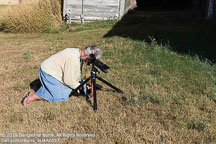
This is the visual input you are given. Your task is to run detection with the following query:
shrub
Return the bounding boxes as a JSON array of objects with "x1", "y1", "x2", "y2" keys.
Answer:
[{"x1": 0, "y1": 0, "x2": 62, "y2": 33}]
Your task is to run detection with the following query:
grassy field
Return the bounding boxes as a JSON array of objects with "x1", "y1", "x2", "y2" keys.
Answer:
[{"x1": 0, "y1": 9, "x2": 216, "y2": 143}]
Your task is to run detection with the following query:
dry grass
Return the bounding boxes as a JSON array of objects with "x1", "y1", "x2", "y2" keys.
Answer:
[
  {"x1": 0, "y1": 12, "x2": 216, "y2": 143},
  {"x1": 0, "y1": 32, "x2": 148, "y2": 144},
  {"x1": 0, "y1": 0, "x2": 61, "y2": 33}
]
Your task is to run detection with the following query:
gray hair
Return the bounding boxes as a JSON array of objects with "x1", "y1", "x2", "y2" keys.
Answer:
[{"x1": 83, "y1": 45, "x2": 102, "y2": 59}]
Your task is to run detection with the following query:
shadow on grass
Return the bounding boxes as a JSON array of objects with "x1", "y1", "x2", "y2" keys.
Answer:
[
  {"x1": 30, "y1": 79, "x2": 41, "y2": 92},
  {"x1": 104, "y1": 9, "x2": 216, "y2": 63}
]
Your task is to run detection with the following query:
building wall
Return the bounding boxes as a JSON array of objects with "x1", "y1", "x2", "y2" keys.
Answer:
[
  {"x1": 192, "y1": 0, "x2": 216, "y2": 18},
  {"x1": 0, "y1": 0, "x2": 22, "y2": 5},
  {"x1": 63, "y1": 0, "x2": 129, "y2": 20},
  {"x1": 206, "y1": 0, "x2": 216, "y2": 18}
]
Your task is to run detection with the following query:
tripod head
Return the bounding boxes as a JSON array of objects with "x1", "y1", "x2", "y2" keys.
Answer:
[{"x1": 86, "y1": 54, "x2": 109, "y2": 73}]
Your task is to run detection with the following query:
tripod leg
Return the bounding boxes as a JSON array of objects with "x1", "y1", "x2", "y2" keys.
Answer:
[
  {"x1": 96, "y1": 76, "x2": 123, "y2": 93},
  {"x1": 92, "y1": 73, "x2": 97, "y2": 111},
  {"x1": 69, "y1": 76, "x2": 91, "y2": 97}
]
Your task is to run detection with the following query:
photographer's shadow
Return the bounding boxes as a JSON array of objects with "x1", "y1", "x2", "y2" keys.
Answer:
[{"x1": 29, "y1": 79, "x2": 41, "y2": 92}]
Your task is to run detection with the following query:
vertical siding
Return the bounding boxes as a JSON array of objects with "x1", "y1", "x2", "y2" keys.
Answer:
[{"x1": 63, "y1": 0, "x2": 124, "y2": 20}]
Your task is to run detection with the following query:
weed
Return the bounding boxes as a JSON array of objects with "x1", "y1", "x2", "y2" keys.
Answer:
[
  {"x1": 4, "y1": 64, "x2": 8, "y2": 70},
  {"x1": 43, "y1": 111, "x2": 56, "y2": 121},
  {"x1": 187, "y1": 120, "x2": 210, "y2": 132},
  {"x1": 37, "y1": 117, "x2": 42, "y2": 121},
  {"x1": 23, "y1": 50, "x2": 32, "y2": 60},
  {"x1": 9, "y1": 114, "x2": 23, "y2": 123}
]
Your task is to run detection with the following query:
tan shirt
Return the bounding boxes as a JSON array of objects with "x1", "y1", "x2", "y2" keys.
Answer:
[{"x1": 41, "y1": 48, "x2": 80, "y2": 89}]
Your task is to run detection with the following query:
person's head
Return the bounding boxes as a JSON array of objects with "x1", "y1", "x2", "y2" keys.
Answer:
[{"x1": 82, "y1": 45, "x2": 102, "y2": 60}]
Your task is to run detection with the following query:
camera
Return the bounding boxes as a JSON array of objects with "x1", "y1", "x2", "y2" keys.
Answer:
[{"x1": 86, "y1": 54, "x2": 109, "y2": 73}]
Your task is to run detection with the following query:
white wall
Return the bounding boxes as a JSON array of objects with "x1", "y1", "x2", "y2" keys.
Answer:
[
  {"x1": 0, "y1": 0, "x2": 21, "y2": 5},
  {"x1": 63, "y1": 0, "x2": 124, "y2": 20}
]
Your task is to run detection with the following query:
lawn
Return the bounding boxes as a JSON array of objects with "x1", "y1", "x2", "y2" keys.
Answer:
[{"x1": 0, "y1": 10, "x2": 216, "y2": 143}]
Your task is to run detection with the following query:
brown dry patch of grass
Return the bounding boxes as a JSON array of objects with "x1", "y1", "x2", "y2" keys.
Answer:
[{"x1": 0, "y1": 32, "x2": 154, "y2": 143}]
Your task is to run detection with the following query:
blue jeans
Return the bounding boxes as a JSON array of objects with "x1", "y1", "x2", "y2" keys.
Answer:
[{"x1": 36, "y1": 68, "x2": 72, "y2": 102}]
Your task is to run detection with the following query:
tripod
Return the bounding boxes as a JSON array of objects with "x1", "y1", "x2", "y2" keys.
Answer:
[{"x1": 69, "y1": 64, "x2": 123, "y2": 111}]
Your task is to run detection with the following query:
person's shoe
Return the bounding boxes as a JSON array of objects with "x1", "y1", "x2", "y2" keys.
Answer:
[{"x1": 21, "y1": 92, "x2": 30, "y2": 105}]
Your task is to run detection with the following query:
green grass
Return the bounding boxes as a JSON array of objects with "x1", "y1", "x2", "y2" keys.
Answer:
[
  {"x1": 105, "y1": 11, "x2": 216, "y2": 63},
  {"x1": 0, "y1": 10, "x2": 216, "y2": 143}
]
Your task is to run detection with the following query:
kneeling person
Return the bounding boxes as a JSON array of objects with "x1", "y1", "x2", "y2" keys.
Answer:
[{"x1": 21, "y1": 45, "x2": 102, "y2": 105}]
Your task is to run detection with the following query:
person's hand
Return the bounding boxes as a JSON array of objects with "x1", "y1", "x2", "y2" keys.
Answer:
[
  {"x1": 87, "y1": 84, "x2": 92, "y2": 90},
  {"x1": 83, "y1": 76, "x2": 86, "y2": 80}
]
